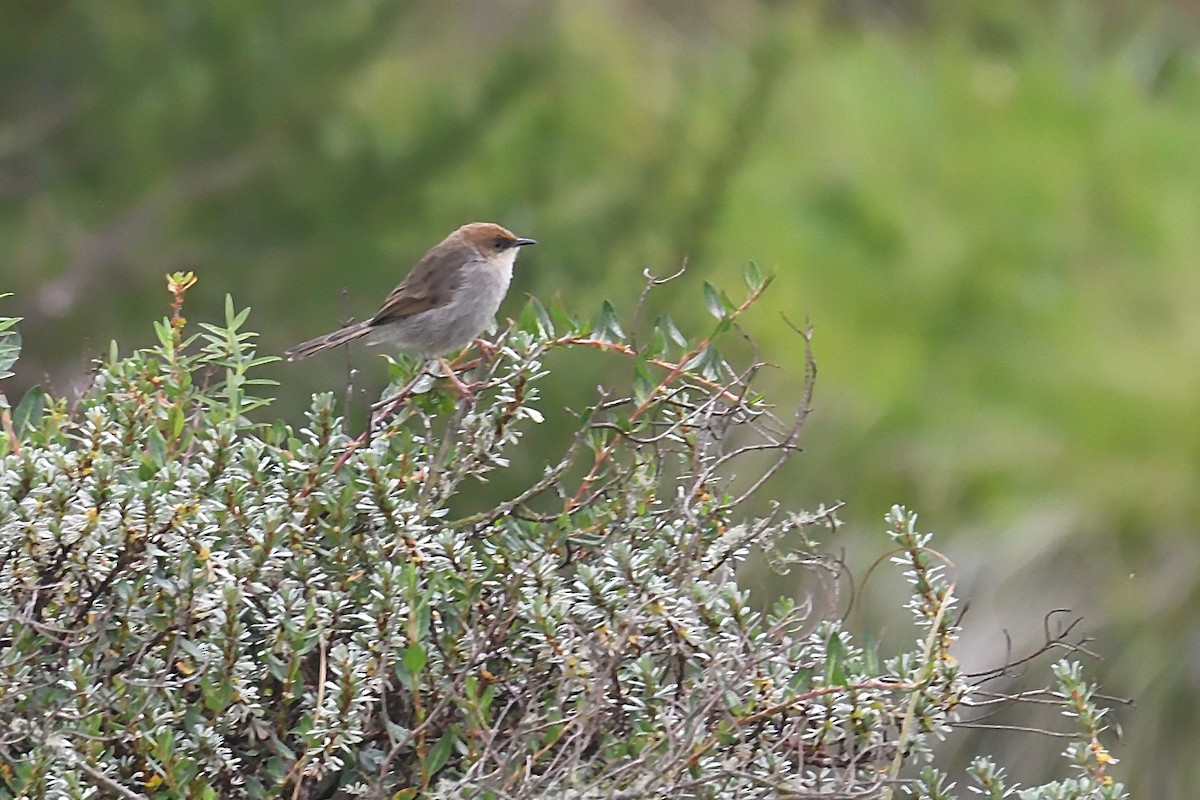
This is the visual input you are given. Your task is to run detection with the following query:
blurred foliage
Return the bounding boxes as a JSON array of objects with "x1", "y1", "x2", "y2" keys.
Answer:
[{"x1": 1, "y1": 0, "x2": 1198, "y2": 796}]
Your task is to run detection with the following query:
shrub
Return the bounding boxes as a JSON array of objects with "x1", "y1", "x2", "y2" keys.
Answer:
[{"x1": 0, "y1": 273, "x2": 1123, "y2": 799}]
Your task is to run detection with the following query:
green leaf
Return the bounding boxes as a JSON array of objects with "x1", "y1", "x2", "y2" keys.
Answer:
[
  {"x1": 0, "y1": 329, "x2": 21, "y2": 381},
  {"x1": 547, "y1": 296, "x2": 578, "y2": 334},
  {"x1": 863, "y1": 629, "x2": 880, "y2": 675},
  {"x1": 655, "y1": 314, "x2": 688, "y2": 350},
  {"x1": 270, "y1": 738, "x2": 296, "y2": 761},
  {"x1": 402, "y1": 642, "x2": 427, "y2": 674},
  {"x1": 824, "y1": 631, "x2": 847, "y2": 686},
  {"x1": 632, "y1": 360, "x2": 655, "y2": 406},
  {"x1": 267, "y1": 419, "x2": 289, "y2": 445},
  {"x1": 380, "y1": 353, "x2": 408, "y2": 381},
  {"x1": 154, "y1": 319, "x2": 174, "y2": 351},
  {"x1": 227, "y1": 295, "x2": 251, "y2": 329},
  {"x1": 742, "y1": 261, "x2": 765, "y2": 292},
  {"x1": 789, "y1": 667, "x2": 813, "y2": 691},
  {"x1": 203, "y1": 678, "x2": 233, "y2": 713},
  {"x1": 703, "y1": 281, "x2": 725, "y2": 319},
  {"x1": 592, "y1": 300, "x2": 625, "y2": 344},
  {"x1": 480, "y1": 684, "x2": 496, "y2": 718},
  {"x1": 147, "y1": 427, "x2": 168, "y2": 466},
  {"x1": 518, "y1": 296, "x2": 555, "y2": 339},
  {"x1": 414, "y1": 598, "x2": 431, "y2": 639},
  {"x1": 644, "y1": 325, "x2": 668, "y2": 360},
  {"x1": 683, "y1": 345, "x2": 725, "y2": 382},
  {"x1": 12, "y1": 386, "x2": 44, "y2": 438},
  {"x1": 0, "y1": 295, "x2": 21, "y2": 346},
  {"x1": 385, "y1": 720, "x2": 411, "y2": 746},
  {"x1": 169, "y1": 404, "x2": 186, "y2": 438},
  {"x1": 148, "y1": 730, "x2": 176, "y2": 761},
  {"x1": 425, "y1": 728, "x2": 458, "y2": 774},
  {"x1": 539, "y1": 722, "x2": 565, "y2": 753},
  {"x1": 137, "y1": 457, "x2": 158, "y2": 481}
]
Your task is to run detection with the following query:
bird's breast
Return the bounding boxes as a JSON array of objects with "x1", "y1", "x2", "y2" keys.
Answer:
[{"x1": 458, "y1": 258, "x2": 514, "y2": 316}]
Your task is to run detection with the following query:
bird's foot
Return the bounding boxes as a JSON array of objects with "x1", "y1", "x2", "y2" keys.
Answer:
[
  {"x1": 436, "y1": 356, "x2": 476, "y2": 399},
  {"x1": 472, "y1": 337, "x2": 500, "y2": 361}
]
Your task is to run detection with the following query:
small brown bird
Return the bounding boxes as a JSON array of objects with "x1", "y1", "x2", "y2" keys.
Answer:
[{"x1": 286, "y1": 222, "x2": 536, "y2": 363}]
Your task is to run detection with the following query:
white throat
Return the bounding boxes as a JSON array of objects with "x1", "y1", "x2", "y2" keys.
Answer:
[{"x1": 494, "y1": 246, "x2": 520, "y2": 275}]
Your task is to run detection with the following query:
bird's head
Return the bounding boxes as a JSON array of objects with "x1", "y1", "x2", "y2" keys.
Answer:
[{"x1": 456, "y1": 222, "x2": 537, "y2": 265}]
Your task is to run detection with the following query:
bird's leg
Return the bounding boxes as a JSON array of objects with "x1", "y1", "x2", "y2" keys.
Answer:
[
  {"x1": 436, "y1": 356, "x2": 475, "y2": 398},
  {"x1": 472, "y1": 337, "x2": 499, "y2": 361},
  {"x1": 449, "y1": 339, "x2": 498, "y2": 375}
]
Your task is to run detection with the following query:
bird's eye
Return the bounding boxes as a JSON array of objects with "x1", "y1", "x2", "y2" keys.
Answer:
[{"x1": 493, "y1": 236, "x2": 509, "y2": 249}]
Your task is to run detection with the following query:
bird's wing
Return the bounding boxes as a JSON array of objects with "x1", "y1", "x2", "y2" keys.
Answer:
[{"x1": 369, "y1": 250, "x2": 477, "y2": 325}]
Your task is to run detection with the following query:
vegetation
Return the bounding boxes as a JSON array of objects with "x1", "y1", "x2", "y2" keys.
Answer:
[
  {"x1": 0, "y1": 277, "x2": 1123, "y2": 799},
  {"x1": 6, "y1": 2, "x2": 1196, "y2": 795}
]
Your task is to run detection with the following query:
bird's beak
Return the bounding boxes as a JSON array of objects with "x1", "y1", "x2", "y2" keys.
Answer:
[{"x1": 514, "y1": 237, "x2": 537, "y2": 247}]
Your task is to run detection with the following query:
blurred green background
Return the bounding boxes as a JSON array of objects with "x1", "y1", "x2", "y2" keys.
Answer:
[{"x1": 4, "y1": 0, "x2": 1198, "y2": 795}]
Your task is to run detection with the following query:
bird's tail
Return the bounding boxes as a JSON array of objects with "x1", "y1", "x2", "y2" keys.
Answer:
[{"x1": 285, "y1": 319, "x2": 373, "y2": 361}]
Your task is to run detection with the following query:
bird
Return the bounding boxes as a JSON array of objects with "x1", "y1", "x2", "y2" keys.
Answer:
[{"x1": 285, "y1": 223, "x2": 536, "y2": 375}]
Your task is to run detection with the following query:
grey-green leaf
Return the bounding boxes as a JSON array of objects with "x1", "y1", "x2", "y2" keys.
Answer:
[
  {"x1": 703, "y1": 281, "x2": 725, "y2": 319},
  {"x1": 592, "y1": 300, "x2": 625, "y2": 344},
  {"x1": 12, "y1": 386, "x2": 44, "y2": 438}
]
